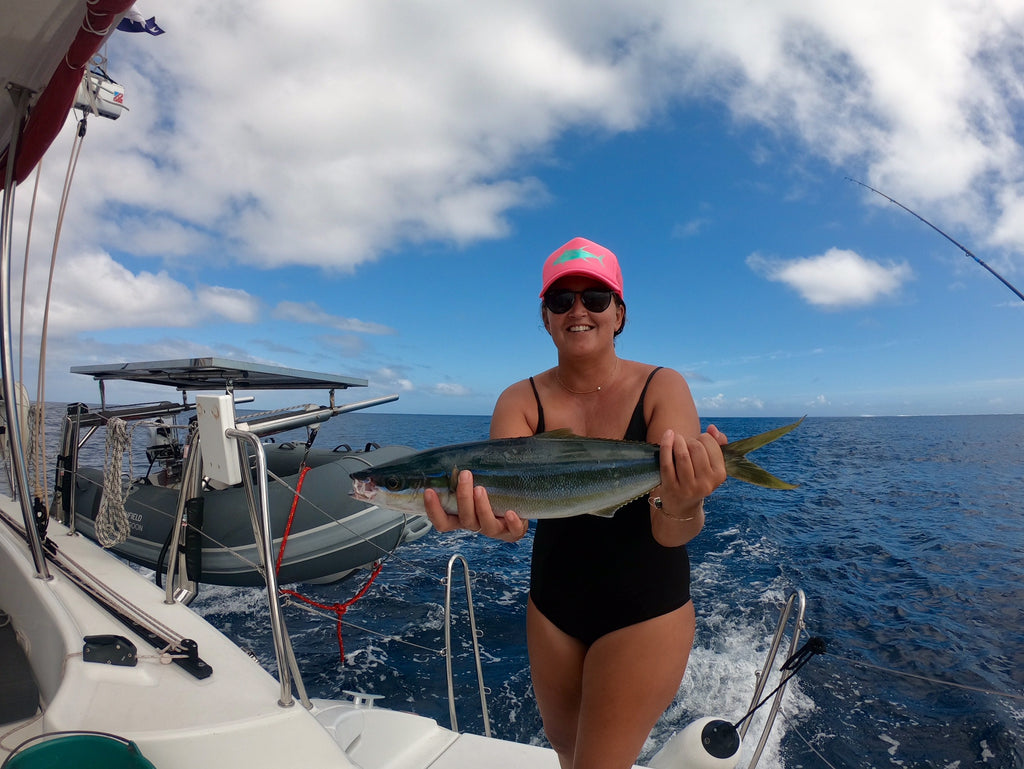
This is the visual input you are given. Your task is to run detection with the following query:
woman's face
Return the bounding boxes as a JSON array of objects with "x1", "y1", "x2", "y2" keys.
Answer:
[{"x1": 542, "y1": 276, "x2": 624, "y2": 353}]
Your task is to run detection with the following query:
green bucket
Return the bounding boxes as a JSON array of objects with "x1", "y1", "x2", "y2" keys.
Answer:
[{"x1": 2, "y1": 732, "x2": 157, "y2": 769}]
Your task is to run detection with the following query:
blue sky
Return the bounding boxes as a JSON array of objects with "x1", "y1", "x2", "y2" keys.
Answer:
[{"x1": 11, "y1": 1, "x2": 1024, "y2": 417}]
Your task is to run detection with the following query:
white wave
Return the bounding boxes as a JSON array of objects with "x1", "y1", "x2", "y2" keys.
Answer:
[{"x1": 647, "y1": 610, "x2": 816, "y2": 769}]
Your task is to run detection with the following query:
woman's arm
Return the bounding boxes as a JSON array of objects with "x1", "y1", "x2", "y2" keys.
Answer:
[{"x1": 644, "y1": 368, "x2": 728, "y2": 546}]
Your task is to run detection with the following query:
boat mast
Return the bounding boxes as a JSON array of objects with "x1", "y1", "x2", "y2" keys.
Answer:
[{"x1": 1, "y1": 83, "x2": 50, "y2": 578}]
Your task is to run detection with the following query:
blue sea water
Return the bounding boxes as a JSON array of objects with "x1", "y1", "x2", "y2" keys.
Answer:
[{"x1": 26, "y1": 409, "x2": 1024, "y2": 768}]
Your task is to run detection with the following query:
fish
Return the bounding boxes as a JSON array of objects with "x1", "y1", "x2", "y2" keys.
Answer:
[{"x1": 350, "y1": 418, "x2": 802, "y2": 520}]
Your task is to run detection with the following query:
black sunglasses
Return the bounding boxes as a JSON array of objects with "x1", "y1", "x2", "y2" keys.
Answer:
[{"x1": 543, "y1": 288, "x2": 615, "y2": 314}]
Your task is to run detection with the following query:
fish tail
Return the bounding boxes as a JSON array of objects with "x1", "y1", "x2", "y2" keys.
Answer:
[
  {"x1": 723, "y1": 417, "x2": 804, "y2": 456},
  {"x1": 721, "y1": 417, "x2": 804, "y2": 490},
  {"x1": 725, "y1": 456, "x2": 799, "y2": 490}
]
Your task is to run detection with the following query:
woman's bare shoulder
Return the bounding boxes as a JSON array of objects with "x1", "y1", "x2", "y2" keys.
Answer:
[
  {"x1": 621, "y1": 361, "x2": 688, "y2": 392},
  {"x1": 491, "y1": 375, "x2": 548, "y2": 438},
  {"x1": 649, "y1": 365, "x2": 690, "y2": 390},
  {"x1": 495, "y1": 375, "x2": 547, "y2": 406},
  {"x1": 643, "y1": 365, "x2": 700, "y2": 437}
]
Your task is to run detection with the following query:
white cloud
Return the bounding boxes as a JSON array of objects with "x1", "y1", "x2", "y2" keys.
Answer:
[
  {"x1": 704, "y1": 393, "x2": 727, "y2": 410},
  {"x1": 197, "y1": 286, "x2": 261, "y2": 324},
  {"x1": 50, "y1": 0, "x2": 1019, "y2": 278},
  {"x1": 433, "y1": 382, "x2": 472, "y2": 397},
  {"x1": 14, "y1": 0, "x2": 1024, "y2": 402},
  {"x1": 699, "y1": 393, "x2": 765, "y2": 413},
  {"x1": 374, "y1": 368, "x2": 415, "y2": 392},
  {"x1": 271, "y1": 301, "x2": 395, "y2": 335},
  {"x1": 673, "y1": 218, "x2": 711, "y2": 238},
  {"x1": 668, "y1": 1, "x2": 1024, "y2": 227},
  {"x1": 70, "y1": 2, "x2": 648, "y2": 271},
  {"x1": 747, "y1": 248, "x2": 912, "y2": 308},
  {"x1": 23, "y1": 250, "x2": 260, "y2": 334},
  {"x1": 316, "y1": 334, "x2": 367, "y2": 358}
]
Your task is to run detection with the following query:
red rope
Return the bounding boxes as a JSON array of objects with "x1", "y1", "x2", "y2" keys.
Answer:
[
  {"x1": 273, "y1": 464, "x2": 384, "y2": 663},
  {"x1": 275, "y1": 465, "x2": 311, "y2": 574},
  {"x1": 281, "y1": 561, "x2": 385, "y2": 663}
]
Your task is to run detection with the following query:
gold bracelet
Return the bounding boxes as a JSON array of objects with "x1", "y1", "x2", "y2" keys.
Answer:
[{"x1": 649, "y1": 496, "x2": 704, "y2": 522}]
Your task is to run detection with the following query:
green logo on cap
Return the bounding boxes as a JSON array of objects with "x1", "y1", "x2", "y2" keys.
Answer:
[{"x1": 553, "y1": 248, "x2": 603, "y2": 266}]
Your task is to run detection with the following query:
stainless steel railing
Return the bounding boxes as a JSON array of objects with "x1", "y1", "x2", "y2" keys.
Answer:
[
  {"x1": 742, "y1": 588, "x2": 807, "y2": 769},
  {"x1": 444, "y1": 554, "x2": 492, "y2": 737}
]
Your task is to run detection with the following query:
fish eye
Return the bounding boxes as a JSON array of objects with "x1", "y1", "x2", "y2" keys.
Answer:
[{"x1": 384, "y1": 476, "x2": 403, "y2": 492}]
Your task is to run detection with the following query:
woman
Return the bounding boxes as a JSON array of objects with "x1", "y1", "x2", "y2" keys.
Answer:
[{"x1": 424, "y1": 236, "x2": 728, "y2": 769}]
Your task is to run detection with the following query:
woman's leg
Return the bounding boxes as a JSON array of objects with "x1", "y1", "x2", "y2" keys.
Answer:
[
  {"x1": 572, "y1": 601, "x2": 696, "y2": 769},
  {"x1": 527, "y1": 597, "x2": 587, "y2": 769}
]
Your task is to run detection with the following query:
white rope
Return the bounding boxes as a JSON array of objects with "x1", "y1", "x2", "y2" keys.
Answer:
[
  {"x1": 77, "y1": 2, "x2": 115, "y2": 41},
  {"x1": 95, "y1": 417, "x2": 133, "y2": 547},
  {"x1": 27, "y1": 402, "x2": 47, "y2": 500}
]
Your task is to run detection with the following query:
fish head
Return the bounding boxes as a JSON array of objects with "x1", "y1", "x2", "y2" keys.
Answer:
[
  {"x1": 350, "y1": 465, "x2": 455, "y2": 515},
  {"x1": 350, "y1": 475, "x2": 379, "y2": 503}
]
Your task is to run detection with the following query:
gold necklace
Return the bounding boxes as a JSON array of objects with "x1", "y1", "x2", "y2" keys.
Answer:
[{"x1": 554, "y1": 359, "x2": 619, "y2": 394}]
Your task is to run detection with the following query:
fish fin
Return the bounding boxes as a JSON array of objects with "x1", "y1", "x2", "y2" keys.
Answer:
[
  {"x1": 726, "y1": 457, "x2": 799, "y2": 490},
  {"x1": 588, "y1": 494, "x2": 645, "y2": 518},
  {"x1": 448, "y1": 466, "x2": 459, "y2": 493}
]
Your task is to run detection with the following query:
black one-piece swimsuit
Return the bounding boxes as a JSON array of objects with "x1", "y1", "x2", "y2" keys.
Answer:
[{"x1": 527, "y1": 367, "x2": 692, "y2": 646}]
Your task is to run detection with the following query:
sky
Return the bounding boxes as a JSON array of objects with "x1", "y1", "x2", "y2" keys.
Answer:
[{"x1": 9, "y1": 0, "x2": 1024, "y2": 417}]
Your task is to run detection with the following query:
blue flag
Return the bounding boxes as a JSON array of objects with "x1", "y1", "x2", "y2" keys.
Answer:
[{"x1": 117, "y1": 10, "x2": 165, "y2": 35}]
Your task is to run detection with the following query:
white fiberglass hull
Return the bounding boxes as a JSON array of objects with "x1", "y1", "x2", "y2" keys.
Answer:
[{"x1": 0, "y1": 497, "x2": 618, "y2": 768}]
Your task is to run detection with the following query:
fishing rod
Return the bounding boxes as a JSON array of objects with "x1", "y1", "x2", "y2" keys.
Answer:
[{"x1": 846, "y1": 176, "x2": 1024, "y2": 304}]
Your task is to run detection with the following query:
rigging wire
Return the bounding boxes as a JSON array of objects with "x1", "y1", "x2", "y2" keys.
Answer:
[
  {"x1": 21, "y1": 116, "x2": 91, "y2": 505},
  {"x1": 17, "y1": 161, "x2": 42, "y2": 385},
  {"x1": 828, "y1": 653, "x2": 1024, "y2": 702},
  {"x1": 732, "y1": 637, "x2": 826, "y2": 732},
  {"x1": 789, "y1": 723, "x2": 842, "y2": 769},
  {"x1": 781, "y1": 650, "x2": 1023, "y2": 769},
  {"x1": 281, "y1": 596, "x2": 444, "y2": 657},
  {"x1": 846, "y1": 177, "x2": 1024, "y2": 304}
]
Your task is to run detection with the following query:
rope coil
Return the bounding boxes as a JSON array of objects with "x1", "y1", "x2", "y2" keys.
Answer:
[{"x1": 95, "y1": 417, "x2": 134, "y2": 546}]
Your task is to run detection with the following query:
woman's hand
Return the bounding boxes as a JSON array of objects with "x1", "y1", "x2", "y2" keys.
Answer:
[
  {"x1": 654, "y1": 424, "x2": 728, "y2": 514},
  {"x1": 424, "y1": 469, "x2": 529, "y2": 543}
]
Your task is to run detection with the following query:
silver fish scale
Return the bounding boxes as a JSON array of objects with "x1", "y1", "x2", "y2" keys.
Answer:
[{"x1": 464, "y1": 441, "x2": 662, "y2": 519}]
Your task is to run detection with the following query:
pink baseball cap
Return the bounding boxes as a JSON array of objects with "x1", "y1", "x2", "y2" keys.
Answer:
[{"x1": 539, "y1": 237, "x2": 624, "y2": 299}]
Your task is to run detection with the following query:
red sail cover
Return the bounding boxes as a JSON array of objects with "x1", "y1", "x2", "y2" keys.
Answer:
[{"x1": 0, "y1": 0, "x2": 134, "y2": 185}]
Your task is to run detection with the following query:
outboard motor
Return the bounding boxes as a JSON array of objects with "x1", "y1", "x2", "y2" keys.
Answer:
[{"x1": 144, "y1": 418, "x2": 182, "y2": 484}]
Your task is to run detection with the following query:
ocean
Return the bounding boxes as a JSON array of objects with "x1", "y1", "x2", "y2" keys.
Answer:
[{"x1": 18, "y1": 409, "x2": 1024, "y2": 768}]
